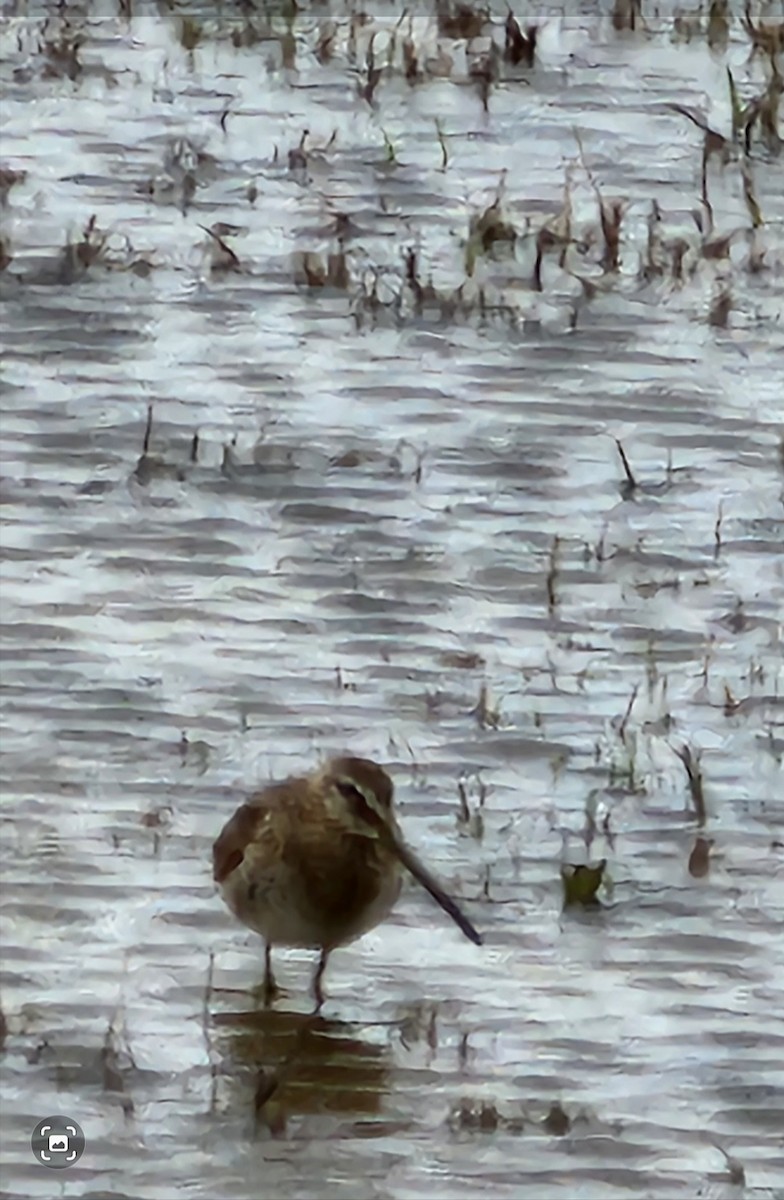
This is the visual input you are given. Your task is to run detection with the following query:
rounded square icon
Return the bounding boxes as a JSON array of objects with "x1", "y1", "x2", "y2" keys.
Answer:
[{"x1": 31, "y1": 1116, "x2": 85, "y2": 1168}]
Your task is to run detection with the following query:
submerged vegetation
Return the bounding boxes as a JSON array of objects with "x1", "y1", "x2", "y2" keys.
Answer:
[{"x1": 0, "y1": 1, "x2": 779, "y2": 334}]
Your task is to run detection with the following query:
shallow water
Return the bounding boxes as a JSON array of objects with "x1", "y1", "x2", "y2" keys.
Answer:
[{"x1": 1, "y1": 2, "x2": 783, "y2": 1197}]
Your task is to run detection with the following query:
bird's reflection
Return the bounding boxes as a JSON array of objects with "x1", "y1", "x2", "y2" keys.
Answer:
[{"x1": 212, "y1": 1003, "x2": 392, "y2": 1132}]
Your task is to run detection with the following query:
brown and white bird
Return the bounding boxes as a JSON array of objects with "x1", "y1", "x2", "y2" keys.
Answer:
[{"x1": 212, "y1": 755, "x2": 482, "y2": 1006}]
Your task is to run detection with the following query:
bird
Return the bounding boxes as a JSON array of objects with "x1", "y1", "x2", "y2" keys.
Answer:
[{"x1": 212, "y1": 754, "x2": 482, "y2": 1007}]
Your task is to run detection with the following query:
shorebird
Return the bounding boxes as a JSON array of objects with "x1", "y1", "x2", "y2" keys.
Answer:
[{"x1": 213, "y1": 755, "x2": 482, "y2": 1006}]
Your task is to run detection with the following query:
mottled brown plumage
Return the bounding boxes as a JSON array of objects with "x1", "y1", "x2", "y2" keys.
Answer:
[{"x1": 213, "y1": 755, "x2": 482, "y2": 1006}]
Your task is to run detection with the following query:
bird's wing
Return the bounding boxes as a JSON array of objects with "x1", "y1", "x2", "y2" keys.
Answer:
[{"x1": 212, "y1": 783, "x2": 290, "y2": 883}]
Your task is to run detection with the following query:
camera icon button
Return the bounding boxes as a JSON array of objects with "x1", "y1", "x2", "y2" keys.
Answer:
[{"x1": 31, "y1": 1116, "x2": 85, "y2": 1169}]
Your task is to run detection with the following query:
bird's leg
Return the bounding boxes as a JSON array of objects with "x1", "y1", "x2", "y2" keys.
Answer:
[
  {"x1": 313, "y1": 949, "x2": 329, "y2": 1011},
  {"x1": 262, "y1": 943, "x2": 278, "y2": 1005}
]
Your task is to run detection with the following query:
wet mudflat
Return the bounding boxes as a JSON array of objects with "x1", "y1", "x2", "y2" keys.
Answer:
[{"x1": 1, "y1": 1, "x2": 783, "y2": 1197}]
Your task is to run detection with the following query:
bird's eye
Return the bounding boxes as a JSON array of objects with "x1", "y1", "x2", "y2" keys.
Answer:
[{"x1": 335, "y1": 779, "x2": 385, "y2": 829}]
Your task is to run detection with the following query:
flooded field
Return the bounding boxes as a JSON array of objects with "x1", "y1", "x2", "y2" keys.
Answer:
[{"x1": 1, "y1": 1, "x2": 783, "y2": 1196}]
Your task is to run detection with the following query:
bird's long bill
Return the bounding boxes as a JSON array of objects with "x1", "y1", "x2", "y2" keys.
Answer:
[{"x1": 392, "y1": 838, "x2": 483, "y2": 946}]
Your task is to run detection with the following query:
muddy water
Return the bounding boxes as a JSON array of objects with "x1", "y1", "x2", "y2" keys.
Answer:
[{"x1": 1, "y1": 2, "x2": 783, "y2": 1197}]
